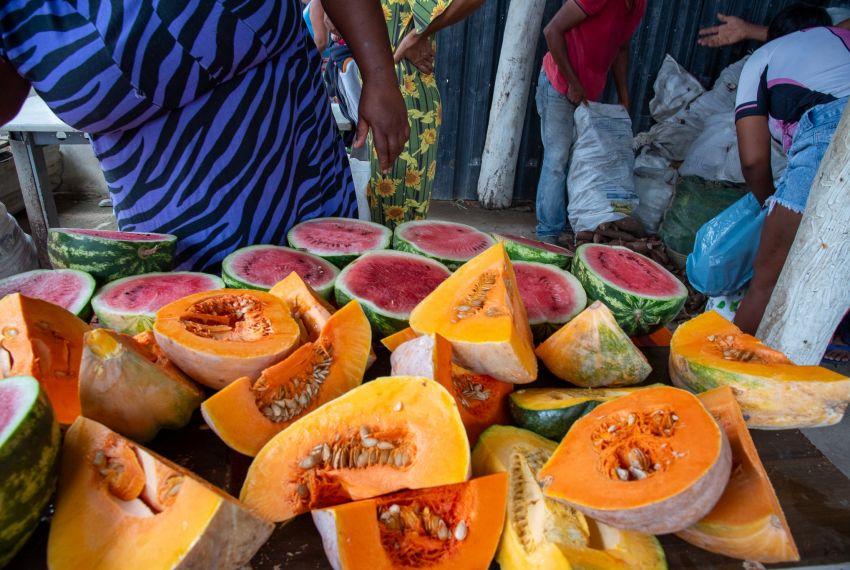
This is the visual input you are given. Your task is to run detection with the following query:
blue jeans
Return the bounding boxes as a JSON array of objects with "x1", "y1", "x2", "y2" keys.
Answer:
[{"x1": 535, "y1": 71, "x2": 576, "y2": 238}]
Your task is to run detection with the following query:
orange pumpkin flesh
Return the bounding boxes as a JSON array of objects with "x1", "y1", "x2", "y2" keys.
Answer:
[
  {"x1": 240, "y1": 376, "x2": 470, "y2": 522},
  {"x1": 0, "y1": 293, "x2": 90, "y2": 424},
  {"x1": 79, "y1": 328, "x2": 204, "y2": 442},
  {"x1": 676, "y1": 386, "x2": 799, "y2": 562},
  {"x1": 539, "y1": 386, "x2": 731, "y2": 534},
  {"x1": 201, "y1": 300, "x2": 372, "y2": 456},
  {"x1": 48, "y1": 417, "x2": 273, "y2": 570},
  {"x1": 381, "y1": 327, "x2": 419, "y2": 352},
  {"x1": 390, "y1": 334, "x2": 513, "y2": 445},
  {"x1": 408, "y1": 243, "x2": 537, "y2": 384},
  {"x1": 153, "y1": 289, "x2": 301, "y2": 389},
  {"x1": 313, "y1": 474, "x2": 507, "y2": 570}
]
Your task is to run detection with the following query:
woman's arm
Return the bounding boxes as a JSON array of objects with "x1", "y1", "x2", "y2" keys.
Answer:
[
  {"x1": 543, "y1": 0, "x2": 587, "y2": 104},
  {"x1": 309, "y1": 0, "x2": 330, "y2": 54},
  {"x1": 736, "y1": 115, "x2": 774, "y2": 205},
  {"x1": 0, "y1": 58, "x2": 30, "y2": 126},
  {"x1": 698, "y1": 14, "x2": 767, "y2": 47},
  {"x1": 612, "y1": 42, "x2": 630, "y2": 109}
]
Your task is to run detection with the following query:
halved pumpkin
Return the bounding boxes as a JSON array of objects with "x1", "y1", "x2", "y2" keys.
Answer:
[
  {"x1": 536, "y1": 301, "x2": 651, "y2": 388},
  {"x1": 676, "y1": 386, "x2": 799, "y2": 562},
  {"x1": 390, "y1": 334, "x2": 512, "y2": 445},
  {"x1": 79, "y1": 328, "x2": 204, "y2": 442},
  {"x1": 313, "y1": 474, "x2": 507, "y2": 569},
  {"x1": 0, "y1": 293, "x2": 90, "y2": 424},
  {"x1": 201, "y1": 300, "x2": 372, "y2": 456},
  {"x1": 408, "y1": 243, "x2": 537, "y2": 384},
  {"x1": 670, "y1": 311, "x2": 850, "y2": 428},
  {"x1": 240, "y1": 376, "x2": 469, "y2": 522},
  {"x1": 539, "y1": 386, "x2": 732, "y2": 534},
  {"x1": 153, "y1": 289, "x2": 301, "y2": 389},
  {"x1": 47, "y1": 417, "x2": 273, "y2": 569},
  {"x1": 472, "y1": 425, "x2": 666, "y2": 569},
  {"x1": 381, "y1": 327, "x2": 419, "y2": 352}
]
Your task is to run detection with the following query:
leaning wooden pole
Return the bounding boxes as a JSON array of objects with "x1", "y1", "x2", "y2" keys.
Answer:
[
  {"x1": 757, "y1": 99, "x2": 850, "y2": 364},
  {"x1": 477, "y1": 0, "x2": 547, "y2": 209}
]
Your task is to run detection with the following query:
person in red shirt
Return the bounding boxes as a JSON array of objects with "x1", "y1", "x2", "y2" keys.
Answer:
[{"x1": 535, "y1": 0, "x2": 646, "y2": 243}]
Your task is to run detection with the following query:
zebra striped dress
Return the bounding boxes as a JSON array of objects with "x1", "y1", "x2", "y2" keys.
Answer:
[{"x1": 0, "y1": 0, "x2": 356, "y2": 272}]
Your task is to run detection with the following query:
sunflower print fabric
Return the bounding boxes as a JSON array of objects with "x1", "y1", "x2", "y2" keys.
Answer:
[{"x1": 368, "y1": 0, "x2": 450, "y2": 228}]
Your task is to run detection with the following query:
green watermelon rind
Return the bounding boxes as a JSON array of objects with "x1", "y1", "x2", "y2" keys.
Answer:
[
  {"x1": 514, "y1": 260, "x2": 587, "y2": 344},
  {"x1": 287, "y1": 217, "x2": 393, "y2": 268},
  {"x1": 0, "y1": 376, "x2": 60, "y2": 567},
  {"x1": 47, "y1": 229, "x2": 177, "y2": 283},
  {"x1": 572, "y1": 244, "x2": 687, "y2": 336},
  {"x1": 91, "y1": 272, "x2": 225, "y2": 335},
  {"x1": 334, "y1": 250, "x2": 450, "y2": 337},
  {"x1": 494, "y1": 233, "x2": 573, "y2": 270},
  {"x1": 220, "y1": 244, "x2": 339, "y2": 299},
  {"x1": 393, "y1": 220, "x2": 495, "y2": 270},
  {"x1": 0, "y1": 268, "x2": 96, "y2": 317}
]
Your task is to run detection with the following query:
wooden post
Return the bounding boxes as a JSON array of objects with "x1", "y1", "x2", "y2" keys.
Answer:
[
  {"x1": 477, "y1": 0, "x2": 547, "y2": 209},
  {"x1": 756, "y1": 100, "x2": 850, "y2": 364}
]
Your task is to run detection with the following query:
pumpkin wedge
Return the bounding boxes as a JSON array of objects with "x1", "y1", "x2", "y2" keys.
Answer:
[
  {"x1": 408, "y1": 242, "x2": 537, "y2": 384},
  {"x1": 48, "y1": 417, "x2": 273, "y2": 570},
  {"x1": 240, "y1": 376, "x2": 469, "y2": 522},
  {"x1": 201, "y1": 300, "x2": 372, "y2": 456},
  {"x1": 676, "y1": 386, "x2": 799, "y2": 562},
  {"x1": 472, "y1": 426, "x2": 666, "y2": 570},
  {"x1": 79, "y1": 328, "x2": 204, "y2": 442},
  {"x1": 381, "y1": 327, "x2": 419, "y2": 352},
  {"x1": 539, "y1": 386, "x2": 732, "y2": 534},
  {"x1": 0, "y1": 293, "x2": 90, "y2": 424},
  {"x1": 536, "y1": 301, "x2": 651, "y2": 388},
  {"x1": 153, "y1": 289, "x2": 301, "y2": 389},
  {"x1": 670, "y1": 311, "x2": 850, "y2": 428},
  {"x1": 269, "y1": 272, "x2": 335, "y2": 342},
  {"x1": 391, "y1": 334, "x2": 513, "y2": 445},
  {"x1": 313, "y1": 474, "x2": 507, "y2": 570}
]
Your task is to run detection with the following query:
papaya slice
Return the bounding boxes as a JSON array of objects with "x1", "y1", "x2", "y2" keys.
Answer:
[
  {"x1": 48, "y1": 417, "x2": 273, "y2": 569},
  {"x1": 201, "y1": 300, "x2": 372, "y2": 456},
  {"x1": 313, "y1": 474, "x2": 507, "y2": 570},
  {"x1": 240, "y1": 376, "x2": 469, "y2": 522}
]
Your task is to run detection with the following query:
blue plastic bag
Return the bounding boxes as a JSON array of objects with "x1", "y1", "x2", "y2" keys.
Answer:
[{"x1": 686, "y1": 193, "x2": 766, "y2": 296}]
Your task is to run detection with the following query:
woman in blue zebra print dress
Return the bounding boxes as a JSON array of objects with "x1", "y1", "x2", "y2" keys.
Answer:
[{"x1": 0, "y1": 0, "x2": 408, "y2": 272}]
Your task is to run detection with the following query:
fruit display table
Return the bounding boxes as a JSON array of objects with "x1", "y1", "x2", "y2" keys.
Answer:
[{"x1": 11, "y1": 347, "x2": 850, "y2": 569}]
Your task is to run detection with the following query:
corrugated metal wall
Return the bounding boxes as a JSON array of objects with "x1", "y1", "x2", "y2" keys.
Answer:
[{"x1": 433, "y1": 0, "x2": 848, "y2": 201}]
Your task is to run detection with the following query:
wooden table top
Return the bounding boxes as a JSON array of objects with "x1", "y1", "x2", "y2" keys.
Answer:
[{"x1": 13, "y1": 347, "x2": 850, "y2": 569}]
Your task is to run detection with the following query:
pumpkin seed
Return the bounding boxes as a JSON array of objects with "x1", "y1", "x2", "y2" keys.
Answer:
[
  {"x1": 437, "y1": 520, "x2": 449, "y2": 541},
  {"x1": 362, "y1": 437, "x2": 378, "y2": 448},
  {"x1": 454, "y1": 521, "x2": 468, "y2": 541},
  {"x1": 296, "y1": 484, "x2": 309, "y2": 498},
  {"x1": 299, "y1": 455, "x2": 316, "y2": 469},
  {"x1": 389, "y1": 504, "x2": 400, "y2": 514},
  {"x1": 616, "y1": 467, "x2": 629, "y2": 481},
  {"x1": 393, "y1": 401, "x2": 403, "y2": 412},
  {"x1": 376, "y1": 441, "x2": 395, "y2": 450}
]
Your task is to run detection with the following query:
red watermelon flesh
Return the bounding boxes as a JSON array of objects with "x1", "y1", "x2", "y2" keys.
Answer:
[
  {"x1": 223, "y1": 246, "x2": 337, "y2": 290},
  {"x1": 61, "y1": 229, "x2": 169, "y2": 241},
  {"x1": 583, "y1": 245, "x2": 682, "y2": 297},
  {"x1": 0, "y1": 382, "x2": 19, "y2": 436},
  {"x1": 396, "y1": 221, "x2": 494, "y2": 260},
  {"x1": 289, "y1": 218, "x2": 390, "y2": 254},
  {"x1": 514, "y1": 262, "x2": 586, "y2": 324},
  {"x1": 502, "y1": 234, "x2": 571, "y2": 255},
  {"x1": 341, "y1": 253, "x2": 450, "y2": 314},
  {"x1": 0, "y1": 269, "x2": 95, "y2": 316},
  {"x1": 95, "y1": 273, "x2": 221, "y2": 313}
]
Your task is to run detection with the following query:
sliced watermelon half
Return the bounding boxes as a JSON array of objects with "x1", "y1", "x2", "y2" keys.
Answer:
[
  {"x1": 495, "y1": 233, "x2": 574, "y2": 269},
  {"x1": 0, "y1": 376, "x2": 60, "y2": 568},
  {"x1": 335, "y1": 250, "x2": 450, "y2": 336},
  {"x1": 287, "y1": 217, "x2": 392, "y2": 268},
  {"x1": 91, "y1": 272, "x2": 225, "y2": 335},
  {"x1": 514, "y1": 261, "x2": 587, "y2": 343},
  {"x1": 221, "y1": 244, "x2": 339, "y2": 299},
  {"x1": 47, "y1": 228, "x2": 177, "y2": 283},
  {"x1": 571, "y1": 244, "x2": 687, "y2": 336},
  {"x1": 393, "y1": 220, "x2": 495, "y2": 270},
  {"x1": 0, "y1": 269, "x2": 96, "y2": 317}
]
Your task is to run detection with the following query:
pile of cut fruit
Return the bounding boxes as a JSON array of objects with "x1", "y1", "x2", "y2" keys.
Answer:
[{"x1": 2, "y1": 218, "x2": 849, "y2": 569}]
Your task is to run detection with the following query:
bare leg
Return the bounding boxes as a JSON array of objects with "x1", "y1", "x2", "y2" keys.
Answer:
[{"x1": 733, "y1": 204, "x2": 802, "y2": 334}]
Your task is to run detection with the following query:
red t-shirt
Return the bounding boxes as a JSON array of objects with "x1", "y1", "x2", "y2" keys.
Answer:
[{"x1": 542, "y1": 0, "x2": 646, "y2": 101}]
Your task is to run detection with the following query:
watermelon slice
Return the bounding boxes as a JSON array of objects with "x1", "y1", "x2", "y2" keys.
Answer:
[
  {"x1": 514, "y1": 261, "x2": 587, "y2": 343},
  {"x1": 495, "y1": 233, "x2": 573, "y2": 269},
  {"x1": 571, "y1": 244, "x2": 687, "y2": 336},
  {"x1": 48, "y1": 228, "x2": 177, "y2": 283},
  {"x1": 287, "y1": 217, "x2": 392, "y2": 268},
  {"x1": 91, "y1": 272, "x2": 225, "y2": 335},
  {"x1": 0, "y1": 376, "x2": 60, "y2": 567},
  {"x1": 335, "y1": 250, "x2": 450, "y2": 336},
  {"x1": 0, "y1": 269, "x2": 95, "y2": 317},
  {"x1": 393, "y1": 220, "x2": 495, "y2": 270},
  {"x1": 221, "y1": 244, "x2": 339, "y2": 299}
]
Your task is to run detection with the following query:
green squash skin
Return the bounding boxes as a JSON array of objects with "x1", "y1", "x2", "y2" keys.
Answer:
[
  {"x1": 509, "y1": 397, "x2": 603, "y2": 441},
  {"x1": 47, "y1": 229, "x2": 176, "y2": 284},
  {"x1": 0, "y1": 377, "x2": 60, "y2": 567},
  {"x1": 495, "y1": 234, "x2": 572, "y2": 270}
]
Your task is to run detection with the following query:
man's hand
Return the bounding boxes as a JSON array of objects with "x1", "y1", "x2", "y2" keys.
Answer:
[
  {"x1": 698, "y1": 14, "x2": 765, "y2": 47},
  {"x1": 355, "y1": 75, "x2": 410, "y2": 172},
  {"x1": 394, "y1": 30, "x2": 435, "y2": 75},
  {"x1": 567, "y1": 80, "x2": 587, "y2": 105}
]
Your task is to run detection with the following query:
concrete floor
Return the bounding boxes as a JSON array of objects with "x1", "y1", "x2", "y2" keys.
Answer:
[{"x1": 7, "y1": 145, "x2": 850, "y2": 480}]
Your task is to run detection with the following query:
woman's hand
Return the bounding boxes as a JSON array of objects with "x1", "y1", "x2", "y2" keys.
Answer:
[
  {"x1": 567, "y1": 80, "x2": 586, "y2": 105},
  {"x1": 698, "y1": 14, "x2": 765, "y2": 47},
  {"x1": 394, "y1": 30, "x2": 435, "y2": 75},
  {"x1": 356, "y1": 75, "x2": 409, "y2": 172}
]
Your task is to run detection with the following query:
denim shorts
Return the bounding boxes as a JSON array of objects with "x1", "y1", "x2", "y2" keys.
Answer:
[{"x1": 769, "y1": 96, "x2": 849, "y2": 214}]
